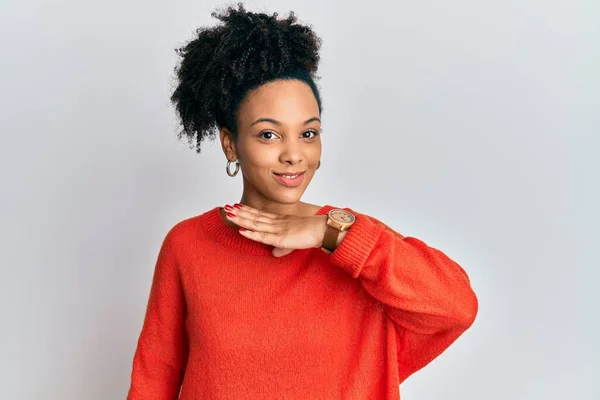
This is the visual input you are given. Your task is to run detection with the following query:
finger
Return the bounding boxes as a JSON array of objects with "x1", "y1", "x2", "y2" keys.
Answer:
[
  {"x1": 233, "y1": 204, "x2": 280, "y2": 219},
  {"x1": 228, "y1": 207, "x2": 277, "y2": 222},
  {"x1": 225, "y1": 211, "x2": 279, "y2": 232},
  {"x1": 272, "y1": 247, "x2": 295, "y2": 257},
  {"x1": 238, "y1": 228, "x2": 281, "y2": 247}
]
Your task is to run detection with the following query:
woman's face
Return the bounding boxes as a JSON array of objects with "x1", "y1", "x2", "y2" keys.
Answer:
[{"x1": 221, "y1": 79, "x2": 322, "y2": 207}]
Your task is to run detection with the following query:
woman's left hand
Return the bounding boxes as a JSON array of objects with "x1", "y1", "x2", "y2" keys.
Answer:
[{"x1": 223, "y1": 204, "x2": 328, "y2": 257}]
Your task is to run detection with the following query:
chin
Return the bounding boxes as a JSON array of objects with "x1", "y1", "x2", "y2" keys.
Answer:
[
  {"x1": 268, "y1": 187, "x2": 306, "y2": 204},
  {"x1": 274, "y1": 192, "x2": 304, "y2": 204}
]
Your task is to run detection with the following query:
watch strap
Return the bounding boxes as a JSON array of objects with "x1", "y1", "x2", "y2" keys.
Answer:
[{"x1": 322, "y1": 224, "x2": 340, "y2": 253}]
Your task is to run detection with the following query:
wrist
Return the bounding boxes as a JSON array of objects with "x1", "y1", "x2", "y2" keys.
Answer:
[
  {"x1": 318, "y1": 215, "x2": 350, "y2": 250},
  {"x1": 335, "y1": 230, "x2": 349, "y2": 249},
  {"x1": 317, "y1": 215, "x2": 328, "y2": 247}
]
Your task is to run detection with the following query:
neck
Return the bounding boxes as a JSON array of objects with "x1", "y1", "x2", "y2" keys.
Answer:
[
  {"x1": 238, "y1": 186, "x2": 313, "y2": 216},
  {"x1": 238, "y1": 197, "x2": 310, "y2": 216}
]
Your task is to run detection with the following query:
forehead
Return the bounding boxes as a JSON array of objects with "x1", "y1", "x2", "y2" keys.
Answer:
[{"x1": 237, "y1": 79, "x2": 320, "y2": 126}]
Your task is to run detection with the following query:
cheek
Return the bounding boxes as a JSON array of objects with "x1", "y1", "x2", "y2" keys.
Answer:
[
  {"x1": 308, "y1": 144, "x2": 322, "y2": 164},
  {"x1": 243, "y1": 151, "x2": 278, "y2": 168},
  {"x1": 237, "y1": 140, "x2": 270, "y2": 167},
  {"x1": 238, "y1": 149, "x2": 278, "y2": 180}
]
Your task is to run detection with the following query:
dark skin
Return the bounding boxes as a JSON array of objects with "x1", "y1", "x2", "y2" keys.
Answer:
[{"x1": 218, "y1": 79, "x2": 347, "y2": 257}]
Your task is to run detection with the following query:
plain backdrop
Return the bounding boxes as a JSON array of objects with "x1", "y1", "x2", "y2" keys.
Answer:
[{"x1": 1, "y1": 0, "x2": 598, "y2": 398}]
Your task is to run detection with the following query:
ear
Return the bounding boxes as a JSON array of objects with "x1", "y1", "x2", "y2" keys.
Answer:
[{"x1": 219, "y1": 127, "x2": 237, "y2": 160}]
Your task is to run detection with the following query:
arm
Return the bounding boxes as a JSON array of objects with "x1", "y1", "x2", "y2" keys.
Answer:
[
  {"x1": 127, "y1": 229, "x2": 188, "y2": 399},
  {"x1": 329, "y1": 210, "x2": 478, "y2": 382}
]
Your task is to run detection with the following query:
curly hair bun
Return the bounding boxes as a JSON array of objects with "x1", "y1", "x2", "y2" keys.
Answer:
[{"x1": 171, "y1": 2, "x2": 323, "y2": 153}]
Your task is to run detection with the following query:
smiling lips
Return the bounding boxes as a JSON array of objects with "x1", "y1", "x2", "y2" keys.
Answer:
[{"x1": 273, "y1": 171, "x2": 306, "y2": 187}]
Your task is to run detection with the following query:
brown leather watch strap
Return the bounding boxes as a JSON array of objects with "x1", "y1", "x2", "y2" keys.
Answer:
[{"x1": 322, "y1": 225, "x2": 340, "y2": 253}]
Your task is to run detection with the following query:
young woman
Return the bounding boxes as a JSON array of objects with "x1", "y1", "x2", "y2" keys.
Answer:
[{"x1": 127, "y1": 4, "x2": 478, "y2": 399}]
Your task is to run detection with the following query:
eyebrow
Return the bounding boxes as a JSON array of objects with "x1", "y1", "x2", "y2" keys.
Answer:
[{"x1": 250, "y1": 117, "x2": 321, "y2": 127}]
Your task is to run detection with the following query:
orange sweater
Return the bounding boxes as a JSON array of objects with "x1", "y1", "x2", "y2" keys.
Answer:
[{"x1": 127, "y1": 205, "x2": 478, "y2": 399}]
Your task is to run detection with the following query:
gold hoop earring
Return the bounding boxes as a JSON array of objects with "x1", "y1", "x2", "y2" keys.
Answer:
[{"x1": 226, "y1": 160, "x2": 240, "y2": 177}]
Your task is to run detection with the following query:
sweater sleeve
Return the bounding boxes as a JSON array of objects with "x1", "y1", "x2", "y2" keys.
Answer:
[
  {"x1": 127, "y1": 228, "x2": 189, "y2": 399},
  {"x1": 329, "y1": 210, "x2": 478, "y2": 383}
]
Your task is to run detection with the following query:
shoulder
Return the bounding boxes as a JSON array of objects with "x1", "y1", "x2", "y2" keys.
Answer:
[
  {"x1": 335, "y1": 205, "x2": 405, "y2": 239},
  {"x1": 160, "y1": 209, "x2": 213, "y2": 248},
  {"x1": 331, "y1": 204, "x2": 375, "y2": 221}
]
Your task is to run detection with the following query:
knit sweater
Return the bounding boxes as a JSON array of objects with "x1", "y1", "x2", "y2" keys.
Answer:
[{"x1": 127, "y1": 204, "x2": 478, "y2": 399}]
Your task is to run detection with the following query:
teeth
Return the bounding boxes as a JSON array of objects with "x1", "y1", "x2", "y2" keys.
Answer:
[{"x1": 282, "y1": 175, "x2": 298, "y2": 179}]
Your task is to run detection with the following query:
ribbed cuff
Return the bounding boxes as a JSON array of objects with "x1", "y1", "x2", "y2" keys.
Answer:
[{"x1": 329, "y1": 213, "x2": 384, "y2": 279}]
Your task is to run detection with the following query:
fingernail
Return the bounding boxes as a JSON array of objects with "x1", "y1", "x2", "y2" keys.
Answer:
[
  {"x1": 234, "y1": 203, "x2": 242, "y2": 208},
  {"x1": 224, "y1": 204, "x2": 233, "y2": 211},
  {"x1": 226, "y1": 212, "x2": 235, "y2": 218}
]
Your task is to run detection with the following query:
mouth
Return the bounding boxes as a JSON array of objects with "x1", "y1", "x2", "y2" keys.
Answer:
[{"x1": 273, "y1": 171, "x2": 306, "y2": 188}]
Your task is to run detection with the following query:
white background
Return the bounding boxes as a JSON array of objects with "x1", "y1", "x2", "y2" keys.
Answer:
[{"x1": 1, "y1": 0, "x2": 598, "y2": 398}]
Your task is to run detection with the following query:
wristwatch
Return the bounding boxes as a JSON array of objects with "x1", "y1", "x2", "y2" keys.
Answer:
[{"x1": 321, "y1": 209, "x2": 356, "y2": 254}]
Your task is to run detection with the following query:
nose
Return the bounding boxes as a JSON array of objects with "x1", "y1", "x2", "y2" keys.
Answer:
[{"x1": 279, "y1": 139, "x2": 304, "y2": 166}]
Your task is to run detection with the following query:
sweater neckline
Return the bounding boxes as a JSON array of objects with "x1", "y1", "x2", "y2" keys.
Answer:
[{"x1": 200, "y1": 204, "x2": 336, "y2": 256}]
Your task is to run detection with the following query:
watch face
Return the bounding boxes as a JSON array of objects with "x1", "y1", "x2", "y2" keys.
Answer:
[{"x1": 330, "y1": 209, "x2": 355, "y2": 224}]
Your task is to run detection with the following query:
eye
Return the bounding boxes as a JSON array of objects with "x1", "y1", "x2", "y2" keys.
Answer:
[
  {"x1": 302, "y1": 129, "x2": 320, "y2": 139},
  {"x1": 258, "y1": 131, "x2": 278, "y2": 140}
]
